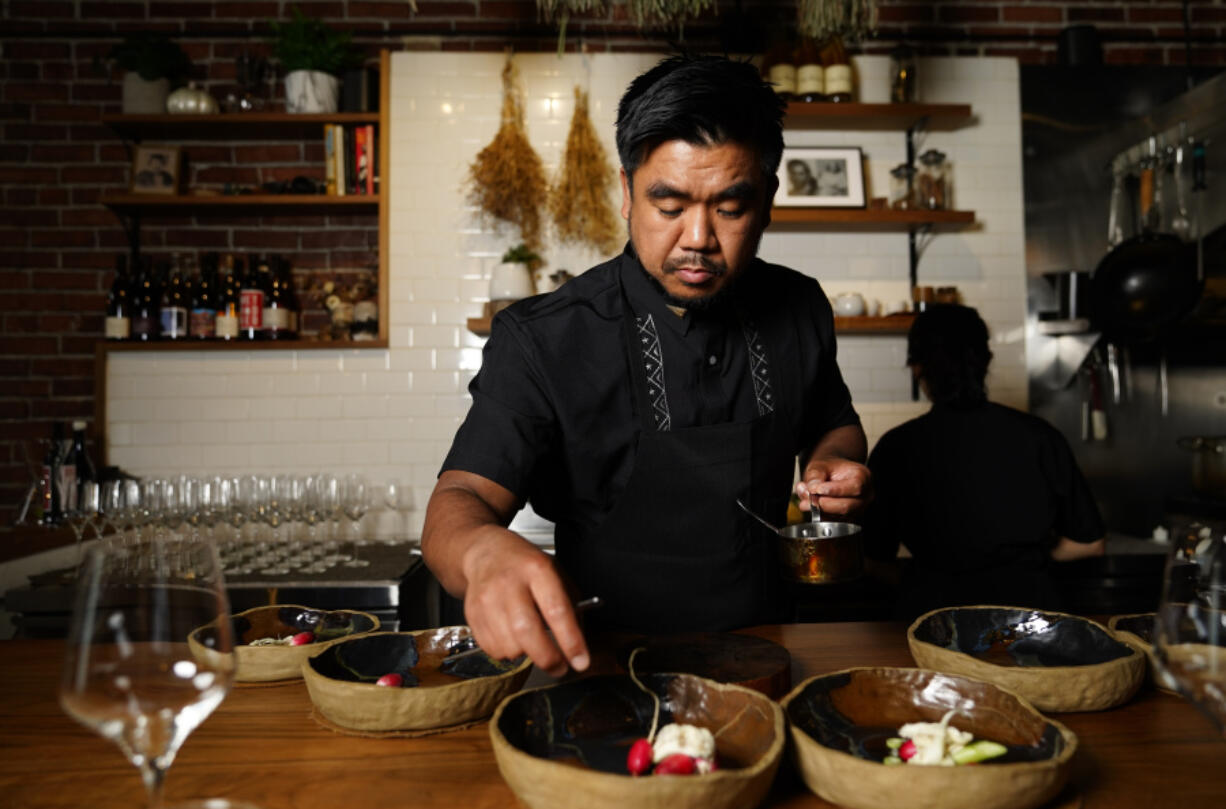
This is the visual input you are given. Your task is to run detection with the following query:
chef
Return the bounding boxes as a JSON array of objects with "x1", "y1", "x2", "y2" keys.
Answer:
[{"x1": 422, "y1": 54, "x2": 871, "y2": 677}]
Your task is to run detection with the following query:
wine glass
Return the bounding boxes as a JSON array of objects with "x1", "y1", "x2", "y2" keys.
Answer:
[
  {"x1": 382, "y1": 479, "x2": 414, "y2": 545},
  {"x1": 1152, "y1": 523, "x2": 1226, "y2": 736},
  {"x1": 66, "y1": 481, "x2": 102, "y2": 568},
  {"x1": 59, "y1": 535, "x2": 236, "y2": 809},
  {"x1": 341, "y1": 473, "x2": 371, "y2": 568}
]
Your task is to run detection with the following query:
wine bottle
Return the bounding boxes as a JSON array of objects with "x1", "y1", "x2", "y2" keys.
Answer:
[
  {"x1": 159, "y1": 255, "x2": 188, "y2": 340},
  {"x1": 239, "y1": 255, "x2": 265, "y2": 341},
  {"x1": 39, "y1": 422, "x2": 66, "y2": 525},
  {"x1": 214, "y1": 255, "x2": 240, "y2": 341},
  {"x1": 131, "y1": 257, "x2": 161, "y2": 342},
  {"x1": 822, "y1": 38, "x2": 855, "y2": 103},
  {"x1": 69, "y1": 420, "x2": 94, "y2": 512},
  {"x1": 794, "y1": 37, "x2": 825, "y2": 103},
  {"x1": 261, "y1": 256, "x2": 291, "y2": 340},
  {"x1": 191, "y1": 253, "x2": 217, "y2": 340},
  {"x1": 104, "y1": 255, "x2": 132, "y2": 341},
  {"x1": 762, "y1": 33, "x2": 797, "y2": 101}
]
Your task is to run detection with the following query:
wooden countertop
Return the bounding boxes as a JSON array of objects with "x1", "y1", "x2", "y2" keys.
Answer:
[{"x1": 0, "y1": 623, "x2": 1221, "y2": 808}]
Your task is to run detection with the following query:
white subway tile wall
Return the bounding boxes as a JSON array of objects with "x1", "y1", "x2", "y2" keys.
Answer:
[{"x1": 106, "y1": 53, "x2": 1026, "y2": 535}]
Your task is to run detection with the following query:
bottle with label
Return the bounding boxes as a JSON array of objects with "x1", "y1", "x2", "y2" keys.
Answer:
[
  {"x1": 822, "y1": 38, "x2": 855, "y2": 103},
  {"x1": 159, "y1": 256, "x2": 189, "y2": 340},
  {"x1": 69, "y1": 420, "x2": 94, "y2": 511},
  {"x1": 214, "y1": 255, "x2": 241, "y2": 341},
  {"x1": 261, "y1": 256, "x2": 294, "y2": 340},
  {"x1": 762, "y1": 33, "x2": 796, "y2": 101},
  {"x1": 279, "y1": 257, "x2": 301, "y2": 338},
  {"x1": 191, "y1": 252, "x2": 217, "y2": 339},
  {"x1": 239, "y1": 255, "x2": 266, "y2": 340},
  {"x1": 130, "y1": 257, "x2": 162, "y2": 342},
  {"x1": 105, "y1": 254, "x2": 132, "y2": 340},
  {"x1": 794, "y1": 37, "x2": 825, "y2": 103},
  {"x1": 39, "y1": 422, "x2": 67, "y2": 525}
]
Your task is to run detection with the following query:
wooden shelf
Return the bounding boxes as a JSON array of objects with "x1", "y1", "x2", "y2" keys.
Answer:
[
  {"x1": 770, "y1": 208, "x2": 975, "y2": 229},
  {"x1": 99, "y1": 338, "x2": 387, "y2": 352},
  {"x1": 102, "y1": 112, "x2": 380, "y2": 141},
  {"x1": 834, "y1": 314, "x2": 915, "y2": 334},
  {"x1": 784, "y1": 102, "x2": 973, "y2": 130},
  {"x1": 100, "y1": 193, "x2": 379, "y2": 214}
]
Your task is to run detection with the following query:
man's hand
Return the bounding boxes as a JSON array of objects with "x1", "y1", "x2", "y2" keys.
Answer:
[
  {"x1": 422, "y1": 470, "x2": 590, "y2": 679},
  {"x1": 796, "y1": 423, "x2": 873, "y2": 518},
  {"x1": 459, "y1": 528, "x2": 591, "y2": 678}
]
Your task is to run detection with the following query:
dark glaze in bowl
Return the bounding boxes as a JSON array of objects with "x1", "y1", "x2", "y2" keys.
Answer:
[
  {"x1": 781, "y1": 667, "x2": 1077, "y2": 809},
  {"x1": 489, "y1": 672, "x2": 785, "y2": 809},
  {"x1": 907, "y1": 606, "x2": 1145, "y2": 712}
]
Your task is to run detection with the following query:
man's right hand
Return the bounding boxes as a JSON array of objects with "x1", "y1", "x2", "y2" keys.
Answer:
[
  {"x1": 422, "y1": 470, "x2": 590, "y2": 679},
  {"x1": 459, "y1": 527, "x2": 590, "y2": 678}
]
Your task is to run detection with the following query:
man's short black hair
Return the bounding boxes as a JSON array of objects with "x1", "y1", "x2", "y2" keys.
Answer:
[
  {"x1": 615, "y1": 54, "x2": 785, "y2": 188},
  {"x1": 907, "y1": 304, "x2": 993, "y2": 407}
]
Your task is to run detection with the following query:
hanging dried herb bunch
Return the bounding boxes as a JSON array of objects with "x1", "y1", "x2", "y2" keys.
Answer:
[
  {"x1": 798, "y1": 0, "x2": 878, "y2": 42},
  {"x1": 628, "y1": 0, "x2": 716, "y2": 30},
  {"x1": 535, "y1": 0, "x2": 607, "y2": 53},
  {"x1": 465, "y1": 54, "x2": 549, "y2": 249},
  {"x1": 549, "y1": 86, "x2": 621, "y2": 256}
]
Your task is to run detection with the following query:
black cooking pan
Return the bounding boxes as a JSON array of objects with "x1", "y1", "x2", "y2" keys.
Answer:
[{"x1": 1089, "y1": 231, "x2": 1201, "y2": 343}]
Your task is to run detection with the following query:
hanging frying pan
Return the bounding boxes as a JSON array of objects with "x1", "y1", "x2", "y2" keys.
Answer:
[{"x1": 1089, "y1": 232, "x2": 1201, "y2": 344}]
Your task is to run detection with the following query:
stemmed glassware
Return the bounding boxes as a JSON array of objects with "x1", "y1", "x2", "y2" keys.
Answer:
[
  {"x1": 59, "y1": 534, "x2": 236, "y2": 809},
  {"x1": 382, "y1": 479, "x2": 414, "y2": 545},
  {"x1": 66, "y1": 481, "x2": 101, "y2": 568},
  {"x1": 340, "y1": 474, "x2": 371, "y2": 568},
  {"x1": 1152, "y1": 523, "x2": 1226, "y2": 736}
]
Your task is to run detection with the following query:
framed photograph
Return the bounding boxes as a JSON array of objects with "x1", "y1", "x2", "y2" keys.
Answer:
[
  {"x1": 130, "y1": 145, "x2": 181, "y2": 195},
  {"x1": 775, "y1": 147, "x2": 865, "y2": 208}
]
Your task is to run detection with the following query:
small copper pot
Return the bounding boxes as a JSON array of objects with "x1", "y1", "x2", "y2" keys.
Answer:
[{"x1": 777, "y1": 522, "x2": 864, "y2": 584}]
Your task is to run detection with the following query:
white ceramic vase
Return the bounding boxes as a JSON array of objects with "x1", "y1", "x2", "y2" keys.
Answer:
[
  {"x1": 284, "y1": 69, "x2": 340, "y2": 114},
  {"x1": 489, "y1": 262, "x2": 536, "y2": 304},
  {"x1": 122, "y1": 73, "x2": 170, "y2": 114}
]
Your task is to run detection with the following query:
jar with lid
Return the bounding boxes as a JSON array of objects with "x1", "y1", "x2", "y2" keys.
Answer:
[
  {"x1": 793, "y1": 37, "x2": 825, "y2": 103},
  {"x1": 889, "y1": 45, "x2": 917, "y2": 103},
  {"x1": 917, "y1": 149, "x2": 948, "y2": 210},
  {"x1": 889, "y1": 163, "x2": 917, "y2": 210},
  {"x1": 821, "y1": 37, "x2": 855, "y2": 103}
]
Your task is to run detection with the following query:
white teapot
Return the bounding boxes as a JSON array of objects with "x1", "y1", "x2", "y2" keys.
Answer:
[{"x1": 832, "y1": 292, "x2": 866, "y2": 317}]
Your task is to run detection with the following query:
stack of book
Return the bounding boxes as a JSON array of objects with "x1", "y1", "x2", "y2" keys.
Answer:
[{"x1": 323, "y1": 123, "x2": 377, "y2": 196}]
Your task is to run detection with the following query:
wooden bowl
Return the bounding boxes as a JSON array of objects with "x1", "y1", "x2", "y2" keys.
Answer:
[
  {"x1": 1110, "y1": 612, "x2": 1211, "y2": 695},
  {"x1": 615, "y1": 632, "x2": 792, "y2": 699},
  {"x1": 188, "y1": 604, "x2": 380, "y2": 683},
  {"x1": 490, "y1": 672, "x2": 785, "y2": 809},
  {"x1": 908, "y1": 606, "x2": 1144, "y2": 712},
  {"x1": 302, "y1": 627, "x2": 532, "y2": 732},
  {"x1": 781, "y1": 667, "x2": 1077, "y2": 809}
]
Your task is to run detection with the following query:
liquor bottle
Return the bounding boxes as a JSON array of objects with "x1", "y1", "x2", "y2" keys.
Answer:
[
  {"x1": 762, "y1": 33, "x2": 796, "y2": 101},
  {"x1": 261, "y1": 256, "x2": 292, "y2": 340},
  {"x1": 822, "y1": 37, "x2": 855, "y2": 103},
  {"x1": 38, "y1": 422, "x2": 66, "y2": 525},
  {"x1": 239, "y1": 255, "x2": 266, "y2": 340},
  {"x1": 69, "y1": 420, "x2": 94, "y2": 512},
  {"x1": 794, "y1": 37, "x2": 825, "y2": 103},
  {"x1": 130, "y1": 257, "x2": 162, "y2": 342},
  {"x1": 214, "y1": 255, "x2": 241, "y2": 341},
  {"x1": 279, "y1": 257, "x2": 301, "y2": 339},
  {"x1": 191, "y1": 252, "x2": 218, "y2": 340},
  {"x1": 159, "y1": 256, "x2": 188, "y2": 340},
  {"x1": 104, "y1": 254, "x2": 132, "y2": 340}
]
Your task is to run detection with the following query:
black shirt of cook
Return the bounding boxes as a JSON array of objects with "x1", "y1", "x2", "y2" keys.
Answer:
[{"x1": 441, "y1": 244, "x2": 860, "y2": 530}]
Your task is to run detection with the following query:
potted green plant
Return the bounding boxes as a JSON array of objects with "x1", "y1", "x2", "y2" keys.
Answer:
[
  {"x1": 268, "y1": 6, "x2": 363, "y2": 113},
  {"x1": 107, "y1": 33, "x2": 192, "y2": 114},
  {"x1": 490, "y1": 244, "x2": 542, "y2": 311}
]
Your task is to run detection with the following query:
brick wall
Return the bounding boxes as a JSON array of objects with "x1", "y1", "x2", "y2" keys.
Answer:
[{"x1": 1, "y1": 0, "x2": 1224, "y2": 532}]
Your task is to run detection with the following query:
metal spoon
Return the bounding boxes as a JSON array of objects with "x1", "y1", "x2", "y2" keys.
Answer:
[{"x1": 736, "y1": 498, "x2": 784, "y2": 535}]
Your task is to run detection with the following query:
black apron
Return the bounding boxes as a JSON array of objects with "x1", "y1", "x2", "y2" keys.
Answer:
[{"x1": 554, "y1": 277, "x2": 798, "y2": 633}]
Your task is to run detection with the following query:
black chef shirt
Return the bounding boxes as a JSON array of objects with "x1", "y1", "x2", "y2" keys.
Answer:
[
  {"x1": 865, "y1": 401, "x2": 1106, "y2": 618},
  {"x1": 441, "y1": 245, "x2": 860, "y2": 526}
]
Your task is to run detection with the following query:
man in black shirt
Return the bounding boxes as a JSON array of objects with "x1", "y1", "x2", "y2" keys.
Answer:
[
  {"x1": 865, "y1": 304, "x2": 1106, "y2": 621},
  {"x1": 423, "y1": 55, "x2": 871, "y2": 676}
]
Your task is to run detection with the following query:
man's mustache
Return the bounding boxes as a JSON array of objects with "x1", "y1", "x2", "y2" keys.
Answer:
[{"x1": 662, "y1": 254, "x2": 726, "y2": 277}]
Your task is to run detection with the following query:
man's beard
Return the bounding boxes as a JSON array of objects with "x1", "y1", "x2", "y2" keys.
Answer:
[{"x1": 657, "y1": 254, "x2": 729, "y2": 311}]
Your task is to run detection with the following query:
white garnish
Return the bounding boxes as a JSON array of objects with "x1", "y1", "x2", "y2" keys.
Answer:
[
  {"x1": 897, "y1": 710, "x2": 972, "y2": 765},
  {"x1": 651, "y1": 723, "x2": 716, "y2": 764}
]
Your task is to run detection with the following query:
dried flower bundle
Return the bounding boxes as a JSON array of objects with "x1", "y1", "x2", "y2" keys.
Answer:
[
  {"x1": 465, "y1": 54, "x2": 549, "y2": 249},
  {"x1": 798, "y1": 0, "x2": 878, "y2": 42},
  {"x1": 628, "y1": 0, "x2": 716, "y2": 29},
  {"x1": 549, "y1": 86, "x2": 622, "y2": 256}
]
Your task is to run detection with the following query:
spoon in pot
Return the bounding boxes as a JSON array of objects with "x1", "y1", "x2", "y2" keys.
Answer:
[
  {"x1": 795, "y1": 482, "x2": 823, "y2": 524},
  {"x1": 736, "y1": 498, "x2": 784, "y2": 535}
]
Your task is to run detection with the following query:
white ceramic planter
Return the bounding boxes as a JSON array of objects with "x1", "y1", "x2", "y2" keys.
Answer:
[
  {"x1": 490, "y1": 262, "x2": 536, "y2": 303},
  {"x1": 122, "y1": 73, "x2": 170, "y2": 114},
  {"x1": 284, "y1": 69, "x2": 340, "y2": 114}
]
